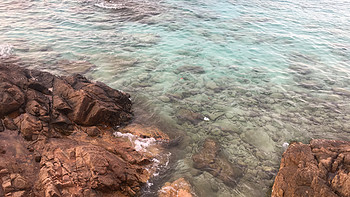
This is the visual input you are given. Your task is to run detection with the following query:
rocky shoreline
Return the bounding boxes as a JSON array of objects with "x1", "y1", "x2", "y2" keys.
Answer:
[
  {"x1": 1, "y1": 62, "x2": 350, "y2": 197},
  {"x1": 0, "y1": 62, "x2": 172, "y2": 197},
  {"x1": 272, "y1": 139, "x2": 350, "y2": 197}
]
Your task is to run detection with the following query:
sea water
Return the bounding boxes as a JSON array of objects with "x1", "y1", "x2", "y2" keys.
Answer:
[{"x1": 1, "y1": 0, "x2": 350, "y2": 196}]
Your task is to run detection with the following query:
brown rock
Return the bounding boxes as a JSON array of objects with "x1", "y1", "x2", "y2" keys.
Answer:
[
  {"x1": 83, "y1": 126, "x2": 101, "y2": 137},
  {"x1": 45, "y1": 184, "x2": 61, "y2": 197},
  {"x1": 26, "y1": 99, "x2": 48, "y2": 117},
  {"x1": 158, "y1": 178, "x2": 193, "y2": 197},
  {"x1": 37, "y1": 139, "x2": 151, "y2": 197},
  {"x1": 2, "y1": 179, "x2": 13, "y2": 193},
  {"x1": 17, "y1": 114, "x2": 43, "y2": 141},
  {"x1": 3, "y1": 117, "x2": 17, "y2": 130},
  {"x1": 53, "y1": 75, "x2": 132, "y2": 126},
  {"x1": 120, "y1": 123, "x2": 170, "y2": 141},
  {"x1": 272, "y1": 139, "x2": 350, "y2": 197},
  {"x1": 192, "y1": 138, "x2": 243, "y2": 187},
  {"x1": 12, "y1": 174, "x2": 30, "y2": 190},
  {"x1": 0, "y1": 82, "x2": 25, "y2": 117}
]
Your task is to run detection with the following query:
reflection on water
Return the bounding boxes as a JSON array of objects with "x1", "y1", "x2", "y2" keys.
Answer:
[{"x1": 1, "y1": 0, "x2": 350, "y2": 196}]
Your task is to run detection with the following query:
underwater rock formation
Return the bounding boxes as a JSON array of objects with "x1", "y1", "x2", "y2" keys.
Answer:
[
  {"x1": 0, "y1": 63, "x2": 166, "y2": 196},
  {"x1": 192, "y1": 138, "x2": 244, "y2": 187},
  {"x1": 272, "y1": 139, "x2": 350, "y2": 197},
  {"x1": 158, "y1": 177, "x2": 194, "y2": 197}
]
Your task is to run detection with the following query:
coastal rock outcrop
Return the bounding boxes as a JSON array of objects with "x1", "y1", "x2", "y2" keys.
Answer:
[
  {"x1": 272, "y1": 139, "x2": 350, "y2": 197},
  {"x1": 192, "y1": 138, "x2": 243, "y2": 187},
  {"x1": 0, "y1": 63, "x2": 165, "y2": 196}
]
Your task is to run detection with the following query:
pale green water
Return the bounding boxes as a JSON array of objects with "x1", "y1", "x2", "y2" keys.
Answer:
[{"x1": 1, "y1": 0, "x2": 350, "y2": 196}]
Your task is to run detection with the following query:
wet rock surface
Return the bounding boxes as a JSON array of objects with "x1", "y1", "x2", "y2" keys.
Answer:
[
  {"x1": 158, "y1": 177, "x2": 194, "y2": 197},
  {"x1": 272, "y1": 139, "x2": 350, "y2": 197},
  {"x1": 0, "y1": 63, "x2": 161, "y2": 196},
  {"x1": 192, "y1": 138, "x2": 244, "y2": 187}
]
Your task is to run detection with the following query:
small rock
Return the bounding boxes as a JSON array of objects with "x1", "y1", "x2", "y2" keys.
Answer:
[
  {"x1": 0, "y1": 168, "x2": 9, "y2": 175},
  {"x1": 159, "y1": 96, "x2": 170, "y2": 103},
  {"x1": 205, "y1": 81, "x2": 218, "y2": 90},
  {"x1": 2, "y1": 180, "x2": 13, "y2": 193},
  {"x1": 12, "y1": 175, "x2": 29, "y2": 190},
  {"x1": 208, "y1": 112, "x2": 225, "y2": 121},
  {"x1": 3, "y1": 117, "x2": 17, "y2": 130},
  {"x1": 84, "y1": 126, "x2": 101, "y2": 137},
  {"x1": 45, "y1": 184, "x2": 61, "y2": 197}
]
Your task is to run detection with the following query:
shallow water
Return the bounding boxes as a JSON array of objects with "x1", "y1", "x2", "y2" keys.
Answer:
[{"x1": 1, "y1": 0, "x2": 350, "y2": 196}]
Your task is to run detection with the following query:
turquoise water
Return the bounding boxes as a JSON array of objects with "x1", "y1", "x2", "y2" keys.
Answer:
[{"x1": 1, "y1": 0, "x2": 350, "y2": 196}]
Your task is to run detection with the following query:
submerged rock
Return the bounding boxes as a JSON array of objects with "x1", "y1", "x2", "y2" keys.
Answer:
[
  {"x1": 174, "y1": 65, "x2": 205, "y2": 74},
  {"x1": 0, "y1": 63, "x2": 164, "y2": 196},
  {"x1": 55, "y1": 59, "x2": 96, "y2": 75},
  {"x1": 158, "y1": 177, "x2": 194, "y2": 197},
  {"x1": 240, "y1": 129, "x2": 275, "y2": 153},
  {"x1": 192, "y1": 138, "x2": 243, "y2": 187},
  {"x1": 176, "y1": 108, "x2": 204, "y2": 125},
  {"x1": 272, "y1": 139, "x2": 350, "y2": 197}
]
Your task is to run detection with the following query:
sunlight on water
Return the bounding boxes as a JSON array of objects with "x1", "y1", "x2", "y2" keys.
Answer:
[{"x1": 1, "y1": 0, "x2": 350, "y2": 196}]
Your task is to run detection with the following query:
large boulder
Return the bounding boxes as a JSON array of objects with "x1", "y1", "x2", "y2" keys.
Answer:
[{"x1": 272, "y1": 139, "x2": 350, "y2": 197}]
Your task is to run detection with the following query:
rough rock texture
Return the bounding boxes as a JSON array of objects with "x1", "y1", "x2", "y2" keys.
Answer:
[
  {"x1": 119, "y1": 123, "x2": 170, "y2": 141},
  {"x1": 158, "y1": 178, "x2": 194, "y2": 197},
  {"x1": 192, "y1": 138, "x2": 243, "y2": 187},
  {"x1": 272, "y1": 139, "x2": 350, "y2": 197},
  {"x1": 0, "y1": 63, "x2": 163, "y2": 197}
]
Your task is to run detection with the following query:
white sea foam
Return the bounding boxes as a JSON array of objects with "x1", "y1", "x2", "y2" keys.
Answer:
[
  {"x1": 282, "y1": 142, "x2": 289, "y2": 151},
  {"x1": 0, "y1": 44, "x2": 13, "y2": 59}
]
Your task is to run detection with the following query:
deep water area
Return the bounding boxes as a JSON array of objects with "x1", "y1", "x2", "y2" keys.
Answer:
[{"x1": 1, "y1": 0, "x2": 350, "y2": 196}]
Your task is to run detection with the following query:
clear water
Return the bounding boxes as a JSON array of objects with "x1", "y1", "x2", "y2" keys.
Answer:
[{"x1": 1, "y1": 0, "x2": 350, "y2": 196}]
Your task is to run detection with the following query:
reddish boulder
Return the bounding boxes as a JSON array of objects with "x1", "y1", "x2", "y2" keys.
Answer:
[
  {"x1": 158, "y1": 178, "x2": 194, "y2": 197},
  {"x1": 272, "y1": 139, "x2": 350, "y2": 197}
]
